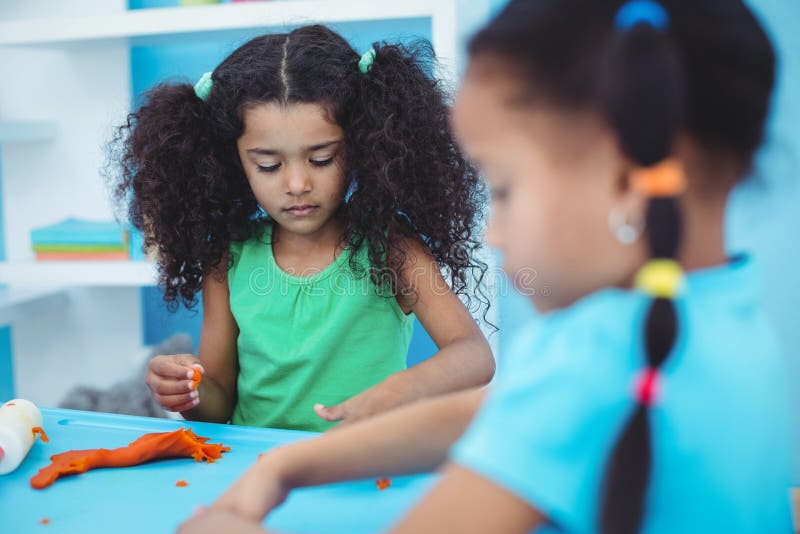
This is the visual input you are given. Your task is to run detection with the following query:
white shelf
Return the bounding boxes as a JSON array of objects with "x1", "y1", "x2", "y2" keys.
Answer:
[
  {"x1": 0, "y1": 287, "x2": 68, "y2": 324},
  {"x1": 0, "y1": 121, "x2": 56, "y2": 143},
  {"x1": 0, "y1": 1, "x2": 446, "y2": 46},
  {"x1": 0, "y1": 0, "x2": 459, "y2": 93},
  {"x1": 0, "y1": 261, "x2": 158, "y2": 287}
]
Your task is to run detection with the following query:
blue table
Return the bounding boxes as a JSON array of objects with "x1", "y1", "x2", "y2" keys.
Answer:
[{"x1": 0, "y1": 409, "x2": 436, "y2": 534}]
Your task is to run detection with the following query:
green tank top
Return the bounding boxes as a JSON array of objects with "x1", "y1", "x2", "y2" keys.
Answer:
[{"x1": 228, "y1": 223, "x2": 414, "y2": 432}]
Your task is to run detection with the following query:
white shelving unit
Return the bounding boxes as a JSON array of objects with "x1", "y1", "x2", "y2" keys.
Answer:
[
  {"x1": 0, "y1": 0, "x2": 460, "y2": 290},
  {"x1": 0, "y1": 0, "x2": 459, "y2": 85},
  {"x1": 0, "y1": 261, "x2": 155, "y2": 330},
  {"x1": 0, "y1": 287, "x2": 68, "y2": 325},
  {"x1": 0, "y1": 261, "x2": 157, "y2": 287},
  {"x1": 0, "y1": 0, "x2": 478, "y2": 407},
  {"x1": 0, "y1": 121, "x2": 57, "y2": 143}
]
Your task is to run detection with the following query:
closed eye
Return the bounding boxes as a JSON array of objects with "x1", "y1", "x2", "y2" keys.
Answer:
[
  {"x1": 257, "y1": 163, "x2": 281, "y2": 173},
  {"x1": 310, "y1": 157, "x2": 334, "y2": 168}
]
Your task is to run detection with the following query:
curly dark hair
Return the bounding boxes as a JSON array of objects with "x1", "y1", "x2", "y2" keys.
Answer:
[{"x1": 108, "y1": 24, "x2": 489, "y2": 316}]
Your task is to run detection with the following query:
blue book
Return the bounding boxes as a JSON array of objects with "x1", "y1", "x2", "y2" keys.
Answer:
[
  {"x1": 30, "y1": 218, "x2": 127, "y2": 247},
  {"x1": 128, "y1": 227, "x2": 146, "y2": 261}
]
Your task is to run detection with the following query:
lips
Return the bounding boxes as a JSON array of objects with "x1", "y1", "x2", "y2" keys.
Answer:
[{"x1": 284, "y1": 205, "x2": 319, "y2": 217}]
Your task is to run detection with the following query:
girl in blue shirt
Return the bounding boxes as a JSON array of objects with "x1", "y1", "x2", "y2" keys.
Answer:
[{"x1": 179, "y1": 1, "x2": 794, "y2": 533}]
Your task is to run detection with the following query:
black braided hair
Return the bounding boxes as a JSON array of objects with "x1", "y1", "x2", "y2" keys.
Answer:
[
  {"x1": 468, "y1": 1, "x2": 775, "y2": 532},
  {"x1": 107, "y1": 25, "x2": 488, "y2": 318},
  {"x1": 598, "y1": 4, "x2": 686, "y2": 532}
]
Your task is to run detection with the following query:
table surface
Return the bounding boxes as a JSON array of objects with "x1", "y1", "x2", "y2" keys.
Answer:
[{"x1": 0, "y1": 408, "x2": 436, "y2": 534}]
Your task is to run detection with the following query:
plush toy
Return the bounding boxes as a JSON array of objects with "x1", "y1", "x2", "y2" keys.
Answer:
[{"x1": 58, "y1": 334, "x2": 194, "y2": 418}]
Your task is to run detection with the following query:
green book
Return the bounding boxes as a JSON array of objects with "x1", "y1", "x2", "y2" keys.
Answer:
[{"x1": 33, "y1": 244, "x2": 127, "y2": 253}]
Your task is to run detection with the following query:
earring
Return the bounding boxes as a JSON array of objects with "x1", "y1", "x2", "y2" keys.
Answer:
[{"x1": 608, "y1": 207, "x2": 643, "y2": 245}]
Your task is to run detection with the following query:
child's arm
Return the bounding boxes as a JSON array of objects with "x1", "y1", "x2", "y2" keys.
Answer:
[
  {"x1": 180, "y1": 269, "x2": 240, "y2": 423},
  {"x1": 178, "y1": 508, "x2": 268, "y2": 534},
  {"x1": 315, "y1": 238, "x2": 494, "y2": 425},
  {"x1": 209, "y1": 387, "x2": 485, "y2": 522},
  {"x1": 180, "y1": 464, "x2": 543, "y2": 534},
  {"x1": 389, "y1": 463, "x2": 544, "y2": 534},
  {"x1": 145, "y1": 266, "x2": 239, "y2": 423}
]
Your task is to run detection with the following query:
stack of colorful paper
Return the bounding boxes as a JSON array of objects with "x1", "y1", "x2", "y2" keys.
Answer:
[{"x1": 31, "y1": 219, "x2": 129, "y2": 261}]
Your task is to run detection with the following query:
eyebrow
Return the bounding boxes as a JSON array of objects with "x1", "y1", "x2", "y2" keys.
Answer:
[{"x1": 246, "y1": 139, "x2": 342, "y2": 156}]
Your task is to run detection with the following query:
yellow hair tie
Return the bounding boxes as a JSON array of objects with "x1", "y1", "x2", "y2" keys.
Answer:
[
  {"x1": 635, "y1": 259, "x2": 685, "y2": 298},
  {"x1": 631, "y1": 159, "x2": 687, "y2": 197}
]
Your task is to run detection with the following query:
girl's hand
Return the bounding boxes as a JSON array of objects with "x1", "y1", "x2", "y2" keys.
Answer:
[
  {"x1": 177, "y1": 508, "x2": 269, "y2": 534},
  {"x1": 315, "y1": 374, "x2": 414, "y2": 428},
  {"x1": 145, "y1": 354, "x2": 204, "y2": 412},
  {"x1": 211, "y1": 452, "x2": 290, "y2": 522}
]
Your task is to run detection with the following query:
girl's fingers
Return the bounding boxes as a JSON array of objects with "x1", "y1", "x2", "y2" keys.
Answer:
[
  {"x1": 314, "y1": 403, "x2": 347, "y2": 422},
  {"x1": 171, "y1": 400, "x2": 201, "y2": 413},
  {"x1": 146, "y1": 374, "x2": 196, "y2": 395},
  {"x1": 174, "y1": 355, "x2": 205, "y2": 375},
  {"x1": 154, "y1": 391, "x2": 199, "y2": 411},
  {"x1": 150, "y1": 355, "x2": 203, "y2": 380}
]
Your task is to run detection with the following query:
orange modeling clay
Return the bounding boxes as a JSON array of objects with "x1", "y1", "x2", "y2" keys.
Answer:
[
  {"x1": 32, "y1": 427, "x2": 49, "y2": 443},
  {"x1": 175, "y1": 480, "x2": 189, "y2": 487},
  {"x1": 376, "y1": 478, "x2": 392, "y2": 490},
  {"x1": 39, "y1": 518, "x2": 50, "y2": 525},
  {"x1": 191, "y1": 368, "x2": 202, "y2": 389},
  {"x1": 30, "y1": 428, "x2": 229, "y2": 489}
]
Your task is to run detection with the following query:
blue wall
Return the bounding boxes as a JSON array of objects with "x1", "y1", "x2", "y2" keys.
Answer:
[
  {"x1": 487, "y1": 0, "x2": 800, "y2": 356},
  {"x1": 728, "y1": 0, "x2": 800, "y2": 356},
  {"x1": 129, "y1": 1, "x2": 438, "y2": 365},
  {"x1": 0, "y1": 328, "x2": 12, "y2": 401},
  {"x1": 733, "y1": 0, "x2": 800, "y2": 479},
  {"x1": 0, "y1": 146, "x2": 14, "y2": 401}
]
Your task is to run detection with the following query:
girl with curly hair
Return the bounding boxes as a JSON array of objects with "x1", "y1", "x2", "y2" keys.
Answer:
[{"x1": 110, "y1": 24, "x2": 495, "y2": 432}]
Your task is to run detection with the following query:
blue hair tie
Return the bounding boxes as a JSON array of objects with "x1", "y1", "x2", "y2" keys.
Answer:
[
  {"x1": 344, "y1": 177, "x2": 358, "y2": 202},
  {"x1": 614, "y1": 0, "x2": 670, "y2": 31}
]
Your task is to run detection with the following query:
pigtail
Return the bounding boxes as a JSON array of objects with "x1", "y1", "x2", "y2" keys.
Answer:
[
  {"x1": 599, "y1": 3, "x2": 687, "y2": 533},
  {"x1": 343, "y1": 41, "x2": 489, "y2": 316},
  {"x1": 109, "y1": 81, "x2": 254, "y2": 309}
]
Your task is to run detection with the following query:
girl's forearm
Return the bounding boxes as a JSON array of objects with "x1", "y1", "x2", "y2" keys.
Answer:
[
  {"x1": 263, "y1": 388, "x2": 485, "y2": 490},
  {"x1": 393, "y1": 336, "x2": 495, "y2": 403},
  {"x1": 181, "y1": 376, "x2": 236, "y2": 424}
]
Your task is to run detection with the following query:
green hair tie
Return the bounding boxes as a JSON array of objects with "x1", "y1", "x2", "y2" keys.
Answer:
[
  {"x1": 193, "y1": 71, "x2": 213, "y2": 101},
  {"x1": 358, "y1": 48, "x2": 376, "y2": 74}
]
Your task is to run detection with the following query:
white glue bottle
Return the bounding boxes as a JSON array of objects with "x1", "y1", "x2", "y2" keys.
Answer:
[{"x1": 0, "y1": 399, "x2": 44, "y2": 475}]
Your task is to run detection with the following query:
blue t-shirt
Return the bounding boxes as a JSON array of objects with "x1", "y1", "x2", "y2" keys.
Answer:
[{"x1": 452, "y1": 256, "x2": 793, "y2": 533}]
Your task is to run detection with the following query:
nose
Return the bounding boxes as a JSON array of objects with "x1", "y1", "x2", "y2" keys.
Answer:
[{"x1": 285, "y1": 165, "x2": 312, "y2": 196}]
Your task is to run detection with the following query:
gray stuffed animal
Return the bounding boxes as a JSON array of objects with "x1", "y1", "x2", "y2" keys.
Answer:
[{"x1": 58, "y1": 333, "x2": 194, "y2": 418}]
